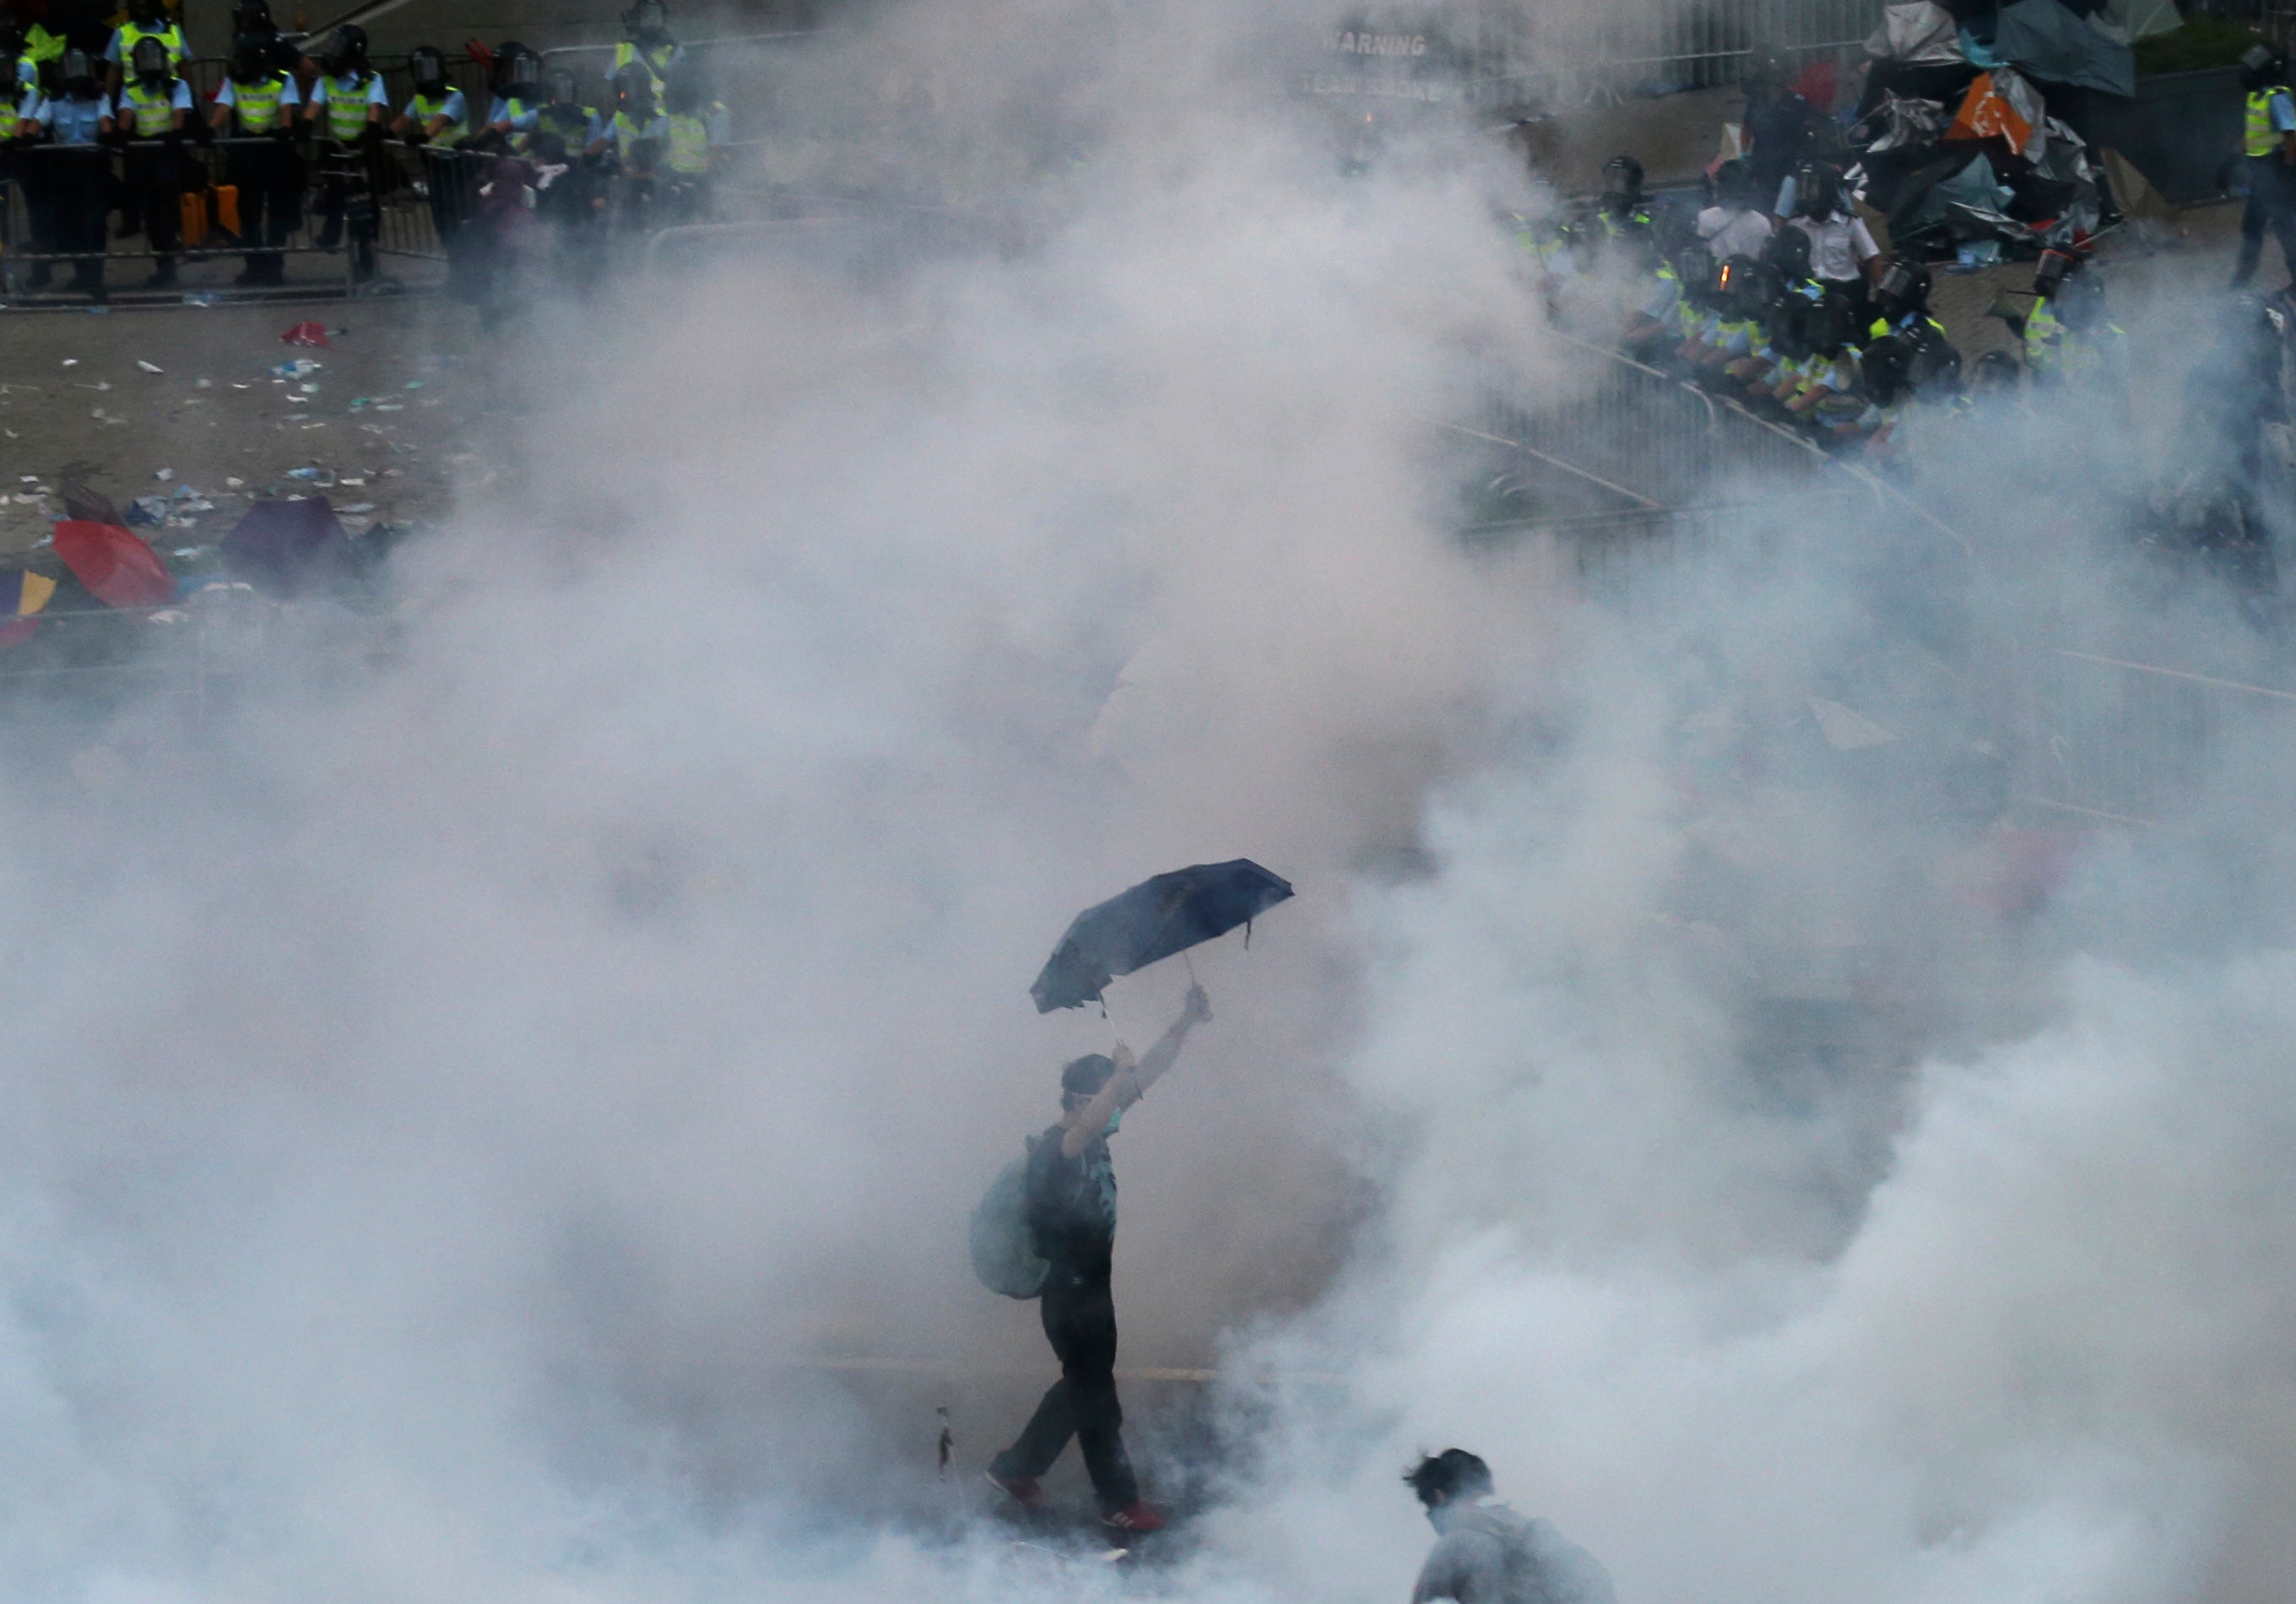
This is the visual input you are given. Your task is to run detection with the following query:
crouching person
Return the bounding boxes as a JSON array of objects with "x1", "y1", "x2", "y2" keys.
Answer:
[{"x1": 1407, "y1": 1450, "x2": 1616, "y2": 1604}]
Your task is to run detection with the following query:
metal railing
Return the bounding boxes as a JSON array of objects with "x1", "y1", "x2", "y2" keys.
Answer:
[
  {"x1": 0, "y1": 137, "x2": 381, "y2": 295},
  {"x1": 2005, "y1": 644, "x2": 2296, "y2": 830},
  {"x1": 1466, "y1": 0, "x2": 1884, "y2": 102}
]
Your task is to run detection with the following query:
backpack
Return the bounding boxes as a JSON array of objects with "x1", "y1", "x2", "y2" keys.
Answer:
[{"x1": 970, "y1": 1137, "x2": 1049, "y2": 1299}]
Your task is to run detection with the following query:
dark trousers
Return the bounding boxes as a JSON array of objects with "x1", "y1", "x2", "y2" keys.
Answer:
[
  {"x1": 226, "y1": 140, "x2": 300, "y2": 279},
  {"x1": 993, "y1": 1277, "x2": 1140, "y2": 1514},
  {"x1": 21, "y1": 147, "x2": 109, "y2": 287},
  {"x1": 123, "y1": 140, "x2": 183, "y2": 263},
  {"x1": 2235, "y1": 154, "x2": 2296, "y2": 288},
  {"x1": 317, "y1": 144, "x2": 377, "y2": 271}
]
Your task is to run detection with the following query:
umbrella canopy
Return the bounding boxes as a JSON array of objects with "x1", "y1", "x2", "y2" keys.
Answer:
[
  {"x1": 1996, "y1": 0, "x2": 2136, "y2": 96},
  {"x1": 1031, "y1": 859, "x2": 1293, "y2": 1013},
  {"x1": 224, "y1": 498, "x2": 355, "y2": 597},
  {"x1": 51, "y1": 522, "x2": 175, "y2": 610}
]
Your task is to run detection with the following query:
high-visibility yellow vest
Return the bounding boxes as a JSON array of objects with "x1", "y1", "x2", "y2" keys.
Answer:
[
  {"x1": 611, "y1": 40, "x2": 676, "y2": 89},
  {"x1": 2248, "y1": 88, "x2": 2291, "y2": 159},
  {"x1": 230, "y1": 72, "x2": 290, "y2": 133},
  {"x1": 323, "y1": 72, "x2": 375, "y2": 141},
  {"x1": 664, "y1": 111, "x2": 710, "y2": 175},
  {"x1": 117, "y1": 21, "x2": 189, "y2": 67},
  {"x1": 612, "y1": 110, "x2": 660, "y2": 149},
  {"x1": 499, "y1": 93, "x2": 539, "y2": 152},
  {"x1": 536, "y1": 100, "x2": 591, "y2": 144},
  {"x1": 412, "y1": 90, "x2": 468, "y2": 144},
  {"x1": 119, "y1": 76, "x2": 178, "y2": 136}
]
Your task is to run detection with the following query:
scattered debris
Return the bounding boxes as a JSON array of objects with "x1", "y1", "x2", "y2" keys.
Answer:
[
  {"x1": 136, "y1": 360, "x2": 164, "y2": 374},
  {"x1": 154, "y1": 468, "x2": 174, "y2": 482}
]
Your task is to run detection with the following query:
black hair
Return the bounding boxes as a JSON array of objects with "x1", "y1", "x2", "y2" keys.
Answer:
[
  {"x1": 1405, "y1": 1449, "x2": 1493, "y2": 1508},
  {"x1": 1060, "y1": 1053, "x2": 1117, "y2": 1107}
]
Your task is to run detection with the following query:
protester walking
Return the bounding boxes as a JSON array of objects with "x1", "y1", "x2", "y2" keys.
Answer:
[
  {"x1": 1405, "y1": 1450, "x2": 1616, "y2": 1604},
  {"x1": 985, "y1": 983, "x2": 1212, "y2": 1534}
]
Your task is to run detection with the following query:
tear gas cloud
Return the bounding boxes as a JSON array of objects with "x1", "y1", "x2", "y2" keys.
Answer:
[{"x1": 4, "y1": 0, "x2": 2296, "y2": 1600}]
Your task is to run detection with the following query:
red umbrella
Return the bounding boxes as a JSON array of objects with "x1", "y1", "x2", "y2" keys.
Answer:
[{"x1": 51, "y1": 522, "x2": 175, "y2": 610}]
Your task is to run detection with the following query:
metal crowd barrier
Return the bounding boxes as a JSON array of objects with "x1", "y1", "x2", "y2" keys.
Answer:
[
  {"x1": 0, "y1": 137, "x2": 381, "y2": 295},
  {"x1": 1464, "y1": 0, "x2": 1882, "y2": 101},
  {"x1": 2004, "y1": 644, "x2": 2296, "y2": 831}
]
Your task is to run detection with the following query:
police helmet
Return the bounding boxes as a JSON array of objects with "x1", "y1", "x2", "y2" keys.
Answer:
[
  {"x1": 1910, "y1": 326, "x2": 1963, "y2": 395},
  {"x1": 1737, "y1": 257, "x2": 1787, "y2": 316},
  {"x1": 231, "y1": 0, "x2": 274, "y2": 35},
  {"x1": 1860, "y1": 335, "x2": 1913, "y2": 408},
  {"x1": 1792, "y1": 160, "x2": 1842, "y2": 219},
  {"x1": 322, "y1": 24, "x2": 369, "y2": 76},
  {"x1": 1808, "y1": 289, "x2": 1856, "y2": 353},
  {"x1": 2033, "y1": 247, "x2": 2077, "y2": 300},
  {"x1": 229, "y1": 32, "x2": 269, "y2": 81},
  {"x1": 1762, "y1": 222, "x2": 1814, "y2": 283},
  {"x1": 130, "y1": 33, "x2": 171, "y2": 81},
  {"x1": 129, "y1": 0, "x2": 167, "y2": 26},
  {"x1": 1712, "y1": 253, "x2": 1760, "y2": 312},
  {"x1": 1601, "y1": 154, "x2": 1646, "y2": 209},
  {"x1": 1671, "y1": 246, "x2": 1714, "y2": 306},
  {"x1": 0, "y1": 18, "x2": 22, "y2": 58},
  {"x1": 61, "y1": 46, "x2": 98, "y2": 95},
  {"x1": 491, "y1": 41, "x2": 535, "y2": 94},
  {"x1": 625, "y1": 0, "x2": 670, "y2": 37},
  {"x1": 410, "y1": 45, "x2": 449, "y2": 95},
  {"x1": 2241, "y1": 43, "x2": 2288, "y2": 93},
  {"x1": 613, "y1": 59, "x2": 657, "y2": 107},
  {"x1": 1874, "y1": 254, "x2": 1932, "y2": 316}
]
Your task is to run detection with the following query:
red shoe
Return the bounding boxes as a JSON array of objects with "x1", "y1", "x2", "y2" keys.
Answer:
[
  {"x1": 985, "y1": 1469, "x2": 1045, "y2": 1509},
  {"x1": 1102, "y1": 1502, "x2": 1167, "y2": 1534}
]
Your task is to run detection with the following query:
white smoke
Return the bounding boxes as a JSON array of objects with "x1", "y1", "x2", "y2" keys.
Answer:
[{"x1": 2, "y1": 0, "x2": 2289, "y2": 1600}]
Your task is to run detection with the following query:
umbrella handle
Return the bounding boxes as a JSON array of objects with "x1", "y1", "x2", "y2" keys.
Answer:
[{"x1": 1183, "y1": 951, "x2": 1197, "y2": 985}]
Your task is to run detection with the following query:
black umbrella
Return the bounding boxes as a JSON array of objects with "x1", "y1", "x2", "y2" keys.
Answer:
[{"x1": 1031, "y1": 859, "x2": 1294, "y2": 1013}]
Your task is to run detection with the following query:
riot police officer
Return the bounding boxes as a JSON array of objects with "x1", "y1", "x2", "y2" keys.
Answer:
[
  {"x1": 309, "y1": 24, "x2": 388, "y2": 281},
  {"x1": 2234, "y1": 44, "x2": 2296, "y2": 290},
  {"x1": 114, "y1": 33, "x2": 192, "y2": 287},
  {"x1": 210, "y1": 31, "x2": 301, "y2": 286}
]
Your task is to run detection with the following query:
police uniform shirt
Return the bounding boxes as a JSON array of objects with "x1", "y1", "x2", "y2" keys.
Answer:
[
  {"x1": 1696, "y1": 204, "x2": 1773, "y2": 262},
  {"x1": 214, "y1": 73, "x2": 301, "y2": 119},
  {"x1": 103, "y1": 24, "x2": 192, "y2": 67},
  {"x1": 14, "y1": 80, "x2": 38, "y2": 122},
  {"x1": 403, "y1": 86, "x2": 467, "y2": 132},
  {"x1": 2266, "y1": 89, "x2": 2296, "y2": 140},
  {"x1": 598, "y1": 109, "x2": 669, "y2": 151},
  {"x1": 116, "y1": 75, "x2": 192, "y2": 133},
  {"x1": 32, "y1": 91, "x2": 114, "y2": 144},
  {"x1": 485, "y1": 94, "x2": 544, "y2": 137},
  {"x1": 311, "y1": 72, "x2": 390, "y2": 118},
  {"x1": 1791, "y1": 210, "x2": 1879, "y2": 283}
]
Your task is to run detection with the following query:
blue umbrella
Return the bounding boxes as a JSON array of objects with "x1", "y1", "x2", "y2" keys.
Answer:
[{"x1": 1031, "y1": 859, "x2": 1294, "y2": 1013}]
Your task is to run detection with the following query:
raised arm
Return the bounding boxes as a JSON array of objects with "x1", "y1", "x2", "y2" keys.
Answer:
[{"x1": 1060, "y1": 985, "x2": 1210, "y2": 1157}]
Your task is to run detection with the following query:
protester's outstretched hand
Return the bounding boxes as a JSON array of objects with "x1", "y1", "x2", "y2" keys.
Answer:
[{"x1": 1183, "y1": 984, "x2": 1212, "y2": 1026}]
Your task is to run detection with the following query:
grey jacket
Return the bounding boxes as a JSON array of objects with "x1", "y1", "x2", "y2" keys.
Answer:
[{"x1": 1410, "y1": 1501, "x2": 1616, "y2": 1604}]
